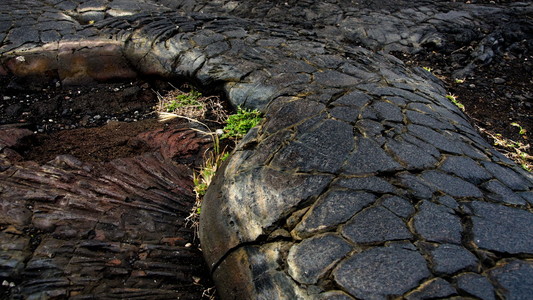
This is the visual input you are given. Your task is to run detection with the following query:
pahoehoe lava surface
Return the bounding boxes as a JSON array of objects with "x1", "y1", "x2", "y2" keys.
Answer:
[{"x1": 1, "y1": 0, "x2": 533, "y2": 299}]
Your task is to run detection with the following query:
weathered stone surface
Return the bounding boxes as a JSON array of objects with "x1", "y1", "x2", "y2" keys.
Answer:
[
  {"x1": 482, "y1": 162, "x2": 533, "y2": 191},
  {"x1": 407, "y1": 124, "x2": 463, "y2": 154},
  {"x1": 439, "y1": 156, "x2": 492, "y2": 184},
  {"x1": 421, "y1": 170, "x2": 483, "y2": 198},
  {"x1": 335, "y1": 176, "x2": 395, "y2": 194},
  {"x1": 287, "y1": 233, "x2": 352, "y2": 284},
  {"x1": 342, "y1": 206, "x2": 412, "y2": 244},
  {"x1": 413, "y1": 201, "x2": 463, "y2": 244},
  {"x1": 342, "y1": 137, "x2": 402, "y2": 174},
  {"x1": 334, "y1": 246, "x2": 430, "y2": 299},
  {"x1": 212, "y1": 242, "x2": 308, "y2": 300},
  {"x1": 201, "y1": 166, "x2": 332, "y2": 268},
  {"x1": 270, "y1": 119, "x2": 354, "y2": 173},
  {"x1": 436, "y1": 195, "x2": 459, "y2": 210},
  {"x1": 489, "y1": 260, "x2": 533, "y2": 300},
  {"x1": 0, "y1": 131, "x2": 212, "y2": 299},
  {"x1": 381, "y1": 196, "x2": 415, "y2": 218},
  {"x1": 396, "y1": 172, "x2": 435, "y2": 199},
  {"x1": 428, "y1": 243, "x2": 478, "y2": 274},
  {"x1": 405, "y1": 278, "x2": 457, "y2": 300},
  {"x1": 455, "y1": 273, "x2": 496, "y2": 300},
  {"x1": 481, "y1": 180, "x2": 527, "y2": 205},
  {"x1": 470, "y1": 201, "x2": 533, "y2": 254},
  {"x1": 385, "y1": 137, "x2": 438, "y2": 169},
  {"x1": 315, "y1": 70, "x2": 361, "y2": 87},
  {"x1": 292, "y1": 190, "x2": 375, "y2": 239},
  {"x1": 263, "y1": 98, "x2": 325, "y2": 134},
  {"x1": 332, "y1": 91, "x2": 372, "y2": 107}
]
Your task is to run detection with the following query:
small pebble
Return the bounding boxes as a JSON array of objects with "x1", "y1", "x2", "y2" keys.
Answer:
[
  {"x1": 93, "y1": 115, "x2": 101, "y2": 120},
  {"x1": 185, "y1": 243, "x2": 192, "y2": 248},
  {"x1": 3, "y1": 96, "x2": 11, "y2": 100},
  {"x1": 494, "y1": 78, "x2": 506, "y2": 84}
]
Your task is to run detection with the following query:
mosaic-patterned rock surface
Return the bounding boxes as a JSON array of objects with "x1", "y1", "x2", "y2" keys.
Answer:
[{"x1": 1, "y1": 0, "x2": 532, "y2": 299}]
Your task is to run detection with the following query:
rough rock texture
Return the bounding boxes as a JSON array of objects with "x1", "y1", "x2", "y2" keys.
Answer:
[
  {"x1": 0, "y1": 126, "x2": 212, "y2": 299},
  {"x1": 1, "y1": 0, "x2": 533, "y2": 299}
]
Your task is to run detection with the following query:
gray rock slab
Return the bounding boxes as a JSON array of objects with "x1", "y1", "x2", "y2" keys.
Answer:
[
  {"x1": 413, "y1": 201, "x2": 462, "y2": 244},
  {"x1": 455, "y1": 273, "x2": 496, "y2": 300},
  {"x1": 439, "y1": 155, "x2": 492, "y2": 184},
  {"x1": 489, "y1": 260, "x2": 533, "y2": 300},
  {"x1": 329, "y1": 106, "x2": 360, "y2": 122},
  {"x1": 332, "y1": 91, "x2": 372, "y2": 107},
  {"x1": 334, "y1": 176, "x2": 395, "y2": 194},
  {"x1": 200, "y1": 167, "x2": 332, "y2": 268},
  {"x1": 342, "y1": 137, "x2": 402, "y2": 175},
  {"x1": 482, "y1": 162, "x2": 533, "y2": 191},
  {"x1": 405, "y1": 278, "x2": 457, "y2": 300},
  {"x1": 263, "y1": 98, "x2": 325, "y2": 134},
  {"x1": 212, "y1": 242, "x2": 308, "y2": 299},
  {"x1": 421, "y1": 170, "x2": 483, "y2": 198},
  {"x1": 406, "y1": 109, "x2": 453, "y2": 130},
  {"x1": 407, "y1": 124, "x2": 463, "y2": 154},
  {"x1": 519, "y1": 191, "x2": 533, "y2": 205},
  {"x1": 429, "y1": 243, "x2": 478, "y2": 274},
  {"x1": 292, "y1": 190, "x2": 375, "y2": 239},
  {"x1": 342, "y1": 206, "x2": 413, "y2": 244},
  {"x1": 371, "y1": 100, "x2": 404, "y2": 122},
  {"x1": 314, "y1": 70, "x2": 361, "y2": 87},
  {"x1": 385, "y1": 137, "x2": 439, "y2": 169},
  {"x1": 287, "y1": 233, "x2": 352, "y2": 284},
  {"x1": 381, "y1": 196, "x2": 415, "y2": 218},
  {"x1": 470, "y1": 201, "x2": 533, "y2": 254},
  {"x1": 396, "y1": 172, "x2": 435, "y2": 199},
  {"x1": 333, "y1": 246, "x2": 430, "y2": 299},
  {"x1": 270, "y1": 119, "x2": 354, "y2": 173},
  {"x1": 436, "y1": 195, "x2": 459, "y2": 210},
  {"x1": 481, "y1": 180, "x2": 527, "y2": 205}
]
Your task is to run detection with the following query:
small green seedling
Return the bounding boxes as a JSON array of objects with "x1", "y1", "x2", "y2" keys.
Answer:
[
  {"x1": 222, "y1": 107, "x2": 263, "y2": 139},
  {"x1": 446, "y1": 94, "x2": 465, "y2": 111},
  {"x1": 454, "y1": 78, "x2": 465, "y2": 84},
  {"x1": 422, "y1": 66, "x2": 433, "y2": 72},
  {"x1": 511, "y1": 122, "x2": 527, "y2": 136}
]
